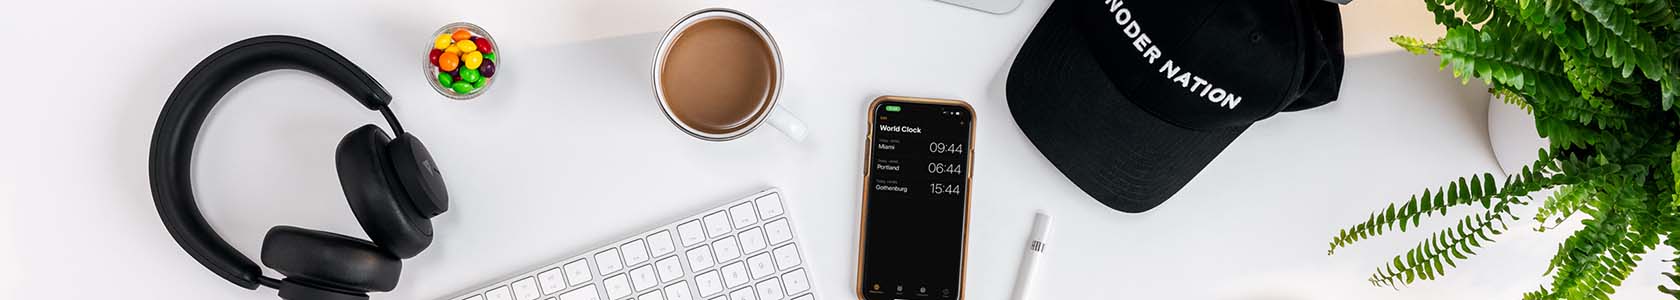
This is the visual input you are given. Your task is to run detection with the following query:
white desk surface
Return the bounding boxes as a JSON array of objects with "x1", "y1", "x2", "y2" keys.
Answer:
[{"x1": 4, "y1": 0, "x2": 1674, "y2": 299}]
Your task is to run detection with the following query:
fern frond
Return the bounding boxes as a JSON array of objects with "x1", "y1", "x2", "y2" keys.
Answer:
[
  {"x1": 1329, "y1": 150, "x2": 1564, "y2": 254},
  {"x1": 1536, "y1": 185, "x2": 1594, "y2": 230},
  {"x1": 1566, "y1": 0, "x2": 1680, "y2": 108},
  {"x1": 1672, "y1": 139, "x2": 1680, "y2": 208},
  {"x1": 1392, "y1": 36, "x2": 1432, "y2": 55},
  {"x1": 1531, "y1": 92, "x2": 1637, "y2": 130},
  {"x1": 1422, "y1": 0, "x2": 1471, "y2": 28},
  {"x1": 1367, "y1": 204, "x2": 1515, "y2": 287},
  {"x1": 1526, "y1": 210, "x2": 1656, "y2": 300},
  {"x1": 1664, "y1": 236, "x2": 1680, "y2": 298},
  {"x1": 1632, "y1": 0, "x2": 1680, "y2": 31},
  {"x1": 1573, "y1": 0, "x2": 1664, "y2": 53},
  {"x1": 1659, "y1": 272, "x2": 1680, "y2": 298},
  {"x1": 1493, "y1": 87, "x2": 1534, "y2": 112},
  {"x1": 1561, "y1": 49, "x2": 1618, "y2": 98}
]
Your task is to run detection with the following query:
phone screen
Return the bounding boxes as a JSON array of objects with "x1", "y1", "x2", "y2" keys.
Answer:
[{"x1": 859, "y1": 99, "x2": 973, "y2": 300}]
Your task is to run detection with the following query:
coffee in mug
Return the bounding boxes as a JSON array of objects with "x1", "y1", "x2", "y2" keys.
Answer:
[{"x1": 654, "y1": 8, "x2": 806, "y2": 142}]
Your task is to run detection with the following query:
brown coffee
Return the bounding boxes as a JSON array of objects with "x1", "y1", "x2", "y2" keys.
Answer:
[{"x1": 659, "y1": 17, "x2": 778, "y2": 135}]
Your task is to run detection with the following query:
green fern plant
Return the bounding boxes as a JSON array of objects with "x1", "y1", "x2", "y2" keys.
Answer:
[{"x1": 1327, "y1": 0, "x2": 1680, "y2": 299}]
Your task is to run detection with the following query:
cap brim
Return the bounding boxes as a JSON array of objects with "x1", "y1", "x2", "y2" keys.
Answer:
[{"x1": 1006, "y1": 3, "x2": 1247, "y2": 213}]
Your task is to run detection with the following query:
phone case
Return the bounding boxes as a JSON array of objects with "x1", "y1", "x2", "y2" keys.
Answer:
[{"x1": 854, "y1": 95, "x2": 976, "y2": 300}]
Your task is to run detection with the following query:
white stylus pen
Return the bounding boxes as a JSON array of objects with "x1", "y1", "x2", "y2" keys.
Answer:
[{"x1": 1009, "y1": 211, "x2": 1052, "y2": 300}]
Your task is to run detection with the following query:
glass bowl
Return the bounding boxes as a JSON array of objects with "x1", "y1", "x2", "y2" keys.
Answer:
[{"x1": 424, "y1": 22, "x2": 499, "y2": 100}]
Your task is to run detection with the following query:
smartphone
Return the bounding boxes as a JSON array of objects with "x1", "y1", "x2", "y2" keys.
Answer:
[{"x1": 857, "y1": 96, "x2": 975, "y2": 300}]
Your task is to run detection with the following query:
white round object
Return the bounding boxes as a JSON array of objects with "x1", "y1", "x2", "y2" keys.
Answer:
[{"x1": 1486, "y1": 94, "x2": 1549, "y2": 176}]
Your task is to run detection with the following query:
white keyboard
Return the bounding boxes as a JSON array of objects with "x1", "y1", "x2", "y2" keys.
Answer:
[{"x1": 442, "y1": 189, "x2": 817, "y2": 300}]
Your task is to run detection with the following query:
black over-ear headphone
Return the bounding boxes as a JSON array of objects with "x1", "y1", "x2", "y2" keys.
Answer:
[{"x1": 149, "y1": 35, "x2": 449, "y2": 300}]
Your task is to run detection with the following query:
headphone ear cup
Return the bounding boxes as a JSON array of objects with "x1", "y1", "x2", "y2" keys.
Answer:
[
  {"x1": 336, "y1": 125, "x2": 434, "y2": 259},
  {"x1": 261, "y1": 226, "x2": 400, "y2": 293},
  {"x1": 387, "y1": 133, "x2": 449, "y2": 218}
]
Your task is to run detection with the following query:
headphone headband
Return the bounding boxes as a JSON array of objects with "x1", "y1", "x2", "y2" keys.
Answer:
[{"x1": 149, "y1": 35, "x2": 393, "y2": 289}]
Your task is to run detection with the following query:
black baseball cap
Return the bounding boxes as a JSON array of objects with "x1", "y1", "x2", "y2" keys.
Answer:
[{"x1": 1006, "y1": 0, "x2": 1346, "y2": 213}]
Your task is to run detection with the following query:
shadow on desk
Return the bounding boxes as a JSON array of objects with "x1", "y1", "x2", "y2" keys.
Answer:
[{"x1": 451, "y1": 32, "x2": 665, "y2": 127}]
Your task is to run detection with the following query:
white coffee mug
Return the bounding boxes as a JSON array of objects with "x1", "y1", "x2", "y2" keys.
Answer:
[{"x1": 652, "y1": 8, "x2": 808, "y2": 142}]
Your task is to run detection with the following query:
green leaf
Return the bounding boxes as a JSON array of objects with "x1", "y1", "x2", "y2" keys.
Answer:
[
  {"x1": 1471, "y1": 174, "x2": 1485, "y2": 198},
  {"x1": 1393, "y1": 36, "x2": 1432, "y2": 55}
]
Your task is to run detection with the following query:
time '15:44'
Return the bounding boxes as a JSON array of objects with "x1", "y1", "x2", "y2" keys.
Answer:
[{"x1": 929, "y1": 183, "x2": 963, "y2": 195}]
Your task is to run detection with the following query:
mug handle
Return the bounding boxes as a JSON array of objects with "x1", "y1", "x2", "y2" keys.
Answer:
[{"x1": 766, "y1": 106, "x2": 807, "y2": 142}]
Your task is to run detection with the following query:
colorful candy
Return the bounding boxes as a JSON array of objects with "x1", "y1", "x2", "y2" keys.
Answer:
[
  {"x1": 434, "y1": 34, "x2": 452, "y2": 50},
  {"x1": 451, "y1": 81, "x2": 474, "y2": 94},
  {"x1": 429, "y1": 25, "x2": 496, "y2": 96},
  {"x1": 462, "y1": 51, "x2": 483, "y2": 70},
  {"x1": 438, "y1": 52, "x2": 460, "y2": 72},
  {"x1": 456, "y1": 38, "x2": 477, "y2": 53},
  {"x1": 460, "y1": 68, "x2": 481, "y2": 83},
  {"x1": 452, "y1": 29, "x2": 471, "y2": 41},
  {"x1": 478, "y1": 59, "x2": 496, "y2": 78},
  {"x1": 474, "y1": 38, "x2": 493, "y2": 54}
]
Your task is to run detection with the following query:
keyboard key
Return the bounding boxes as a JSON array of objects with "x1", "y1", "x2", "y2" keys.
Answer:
[
  {"x1": 486, "y1": 286, "x2": 513, "y2": 300},
  {"x1": 745, "y1": 253, "x2": 775, "y2": 279},
  {"x1": 623, "y1": 239, "x2": 651, "y2": 266},
  {"x1": 729, "y1": 287, "x2": 757, "y2": 300},
  {"x1": 559, "y1": 285, "x2": 600, "y2": 300},
  {"x1": 595, "y1": 249, "x2": 624, "y2": 275},
  {"x1": 538, "y1": 268, "x2": 567, "y2": 295},
  {"x1": 512, "y1": 277, "x2": 541, "y2": 300},
  {"x1": 771, "y1": 245, "x2": 801, "y2": 270},
  {"x1": 695, "y1": 271, "x2": 724, "y2": 297},
  {"x1": 604, "y1": 274, "x2": 633, "y2": 299},
  {"x1": 665, "y1": 282, "x2": 694, "y2": 300},
  {"x1": 703, "y1": 211, "x2": 732, "y2": 238},
  {"x1": 564, "y1": 259, "x2": 592, "y2": 286},
  {"x1": 630, "y1": 265, "x2": 659, "y2": 291},
  {"x1": 677, "y1": 220, "x2": 706, "y2": 247},
  {"x1": 728, "y1": 203, "x2": 758, "y2": 229},
  {"x1": 763, "y1": 219, "x2": 792, "y2": 245},
  {"x1": 655, "y1": 257, "x2": 684, "y2": 282},
  {"x1": 686, "y1": 245, "x2": 716, "y2": 270},
  {"x1": 754, "y1": 194, "x2": 784, "y2": 218},
  {"x1": 738, "y1": 228, "x2": 766, "y2": 254},
  {"x1": 462, "y1": 295, "x2": 487, "y2": 300},
  {"x1": 791, "y1": 294, "x2": 812, "y2": 300},
  {"x1": 712, "y1": 237, "x2": 741, "y2": 262},
  {"x1": 754, "y1": 278, "x2": 783, "y2": 300},
  {"x1": 640, "y1": 289, "x2": 665, "y2": 300},
  {"x1": 781, "y1": 269, "x2": 809, "y2": 294},
  {"x1": 720, "y1": 262, "x2": 749, "y2": 288},
  {"x1": 647, "y1": 231, "x2": 676, "y2": 257}
]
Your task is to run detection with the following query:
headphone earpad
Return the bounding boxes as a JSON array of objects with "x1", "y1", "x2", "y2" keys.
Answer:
[
  {"x1": 387, "y1": 133, "x2": 449, "y2": 218},
  {"x1": 261, "y1": 226, "x2": 400, "y2": 293},
  {"x1": 337, "y1": 125, "x2": 434, "y2": 259}
]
